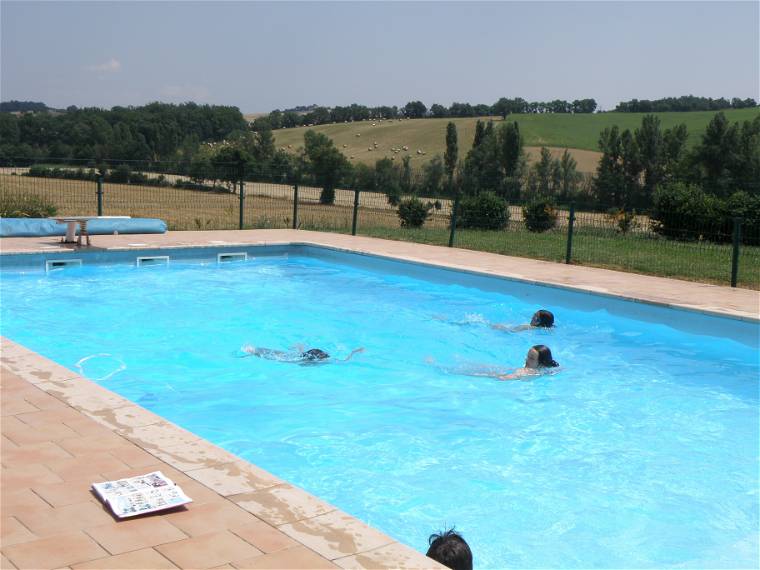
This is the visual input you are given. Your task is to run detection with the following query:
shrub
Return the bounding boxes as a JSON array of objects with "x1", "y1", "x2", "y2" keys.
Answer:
[
  {"x1": 651, "y1": 182, "x2": 727, "y2": 241},
  {"x1": 319, "y1": 187, "x2": 336, "y2": 205},
  {"x1": 108, "y1": 164, "x2": 132, "y2": 183},
  {"x1": 0, "y1": 195, "x2": 57, "y2": 218},
  {"x1": 725, "y1": 191, "x2": 760, "y2": 245},
  {"x1": 27, "y1": 165, "x2": 51, "y2": 178},
  {"x1": 606, "y1": 207, "x2": 637, "y2": 233},
  {"x1": 456, "y1": 192, "x2": 509, "y2": 230},
  {"x1": 397, "y1": 197, "x2": 433, "y2": 228},
  {"x1": 523, "y1": 199, "x2": 558, "y2": 232}
]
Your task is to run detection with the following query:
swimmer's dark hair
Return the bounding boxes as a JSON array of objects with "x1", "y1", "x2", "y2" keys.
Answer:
[
  {"x1": 303, "y1": 348, "x2": 330, "y2": 361},
  {"x1": 426, "y1": 528, "x2": 473, "y2": 570},
  {"x1": 530, "y1": 309, "x2": 554, "y2": 328},
  {"x1": 532, "y1": 344, "x2": 559, "y2": 367}
]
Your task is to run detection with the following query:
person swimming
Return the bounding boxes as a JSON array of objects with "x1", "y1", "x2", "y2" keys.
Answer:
[
  {"x1": 240, "y1": 345, "x2": 364, "y2": 365},
  {"x1": 434, "y1": 344, "x2": 559, "y2": 381},
  {"x1": 491, "y1": 309, "x2": 555, "y2": 332},
  {"x1": 436, "y1": 309, "x2": 555, "y2": 333}
]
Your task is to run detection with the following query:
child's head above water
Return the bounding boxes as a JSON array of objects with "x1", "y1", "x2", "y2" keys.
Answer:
[
  {"x1": 525, "y1": 344, "x2": 559, "y2": 368},
  {"x1": 530, "y1": 309, "x2": 555, "y2": 328},
  {"x1": 303, "y1": 348, "x2": 330, "y2": 361},
  {"x1": 426, "y1": 528, "x2": 473, "y2": 570}
]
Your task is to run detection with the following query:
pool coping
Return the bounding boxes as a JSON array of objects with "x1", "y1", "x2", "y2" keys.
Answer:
[{"x1": 1, "y1": 229, "x2": 758, "y2": 569}]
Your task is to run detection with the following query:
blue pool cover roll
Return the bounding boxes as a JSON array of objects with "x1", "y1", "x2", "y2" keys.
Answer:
[{"x1": 0, "y1": 218, "x2": 168, "y2": 237}]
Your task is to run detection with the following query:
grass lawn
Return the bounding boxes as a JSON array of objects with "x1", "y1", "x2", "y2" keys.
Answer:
[{"x1": 2, "y1": 174, "x2": 757, "y2": 289}]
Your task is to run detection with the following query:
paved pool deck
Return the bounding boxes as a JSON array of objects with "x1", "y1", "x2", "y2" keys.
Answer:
[{"x1": 1, "y1": 230, "x2": 758, "y2": 570}]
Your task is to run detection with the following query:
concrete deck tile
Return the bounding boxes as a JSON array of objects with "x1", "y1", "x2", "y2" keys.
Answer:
[
  {"x1": 150, "y1": 439, "x2": 241, "y2": 472},
  {"x1": 15, "y1": 501, "x2": 116, "y2": 537},
  {"x1": 108, "y1": 445, "x2": 164, "y2": 469},
  {"x1": 0, "y1": 553, "x2": 16, "y2": 569},
  {"x1": 35, "y1": 381, "x2": 134, "y2": 418},
  {"x1": 230, "y1": 484, "x2": 336, "y2": 526},
  {"x1": 1, "y1": 463, "x2": 64, "y2": 488},
  {"x1": 32, "y1": 480, "x2": 101, "y2": 508},
  {"x1": 2, "y1": 531, "x2": 109, "y2": 569},
  {"x1": 279, "y1": 510, "x2": 395, "y2": 560},
  {"x1": 185, "y1": 461, "x2": 282, "y2": 497},
  {"x1": 1, "y1": 516, "x2": 37, "y2": 547},
  {"x1": 44, "y1": 452, "x2": 132, "y2": 482},
  {"x1": 1, "y1": 441, "x2": 74, "y2": 467},
  {"x1": 155, "y1": 530, "x2": 263, "y2": 569},
  {"x1": 334, "y1": 543, "x2": 441, "y2": 569},
  {"x1": 63, "y1": 416, "x2": 129, "y2": 438},
  {"x1": 71, "y1": 548, "x2": 179, "y2": 569},
  {"x1": 56, "y1": 433, "x2": 135, "y2": 456},
  {"x1": 0, "y1": 488, "x2": 53, "y2": 517},
  {"x1": 14, "y1": 407, "x2": 84, "y2": 426},
  {"x1": 84, "y1": 516, "x2": 188, "y2": 555},
  {"x1": 0, "y1": 398, "x2": 39, "y2": 416},
  {"x1": 230, "y1": 546, "x2": 338, "y2": 569},
  {"x1": 2, "y1": 418, "x2": 80, "y2": 445},
  {"x1": 1, "y1": 434, "x2": 19, "y2": 448},
  {"x1": 161, "y1": 501, "x2": 260, "y2": 537},
  {"x1": 230, "y1": 519, "x2": 300, "y2": 553},
  {"x1": 118, "y1": 421, "x2": 200, "y2": 451}
]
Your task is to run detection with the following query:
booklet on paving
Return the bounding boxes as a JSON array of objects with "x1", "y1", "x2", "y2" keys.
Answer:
[{"x1": 91, "y1": 470, "x2": 192, "y2": 518}]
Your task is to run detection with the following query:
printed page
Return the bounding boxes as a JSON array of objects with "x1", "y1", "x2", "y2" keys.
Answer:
[
  {"x1": 108, "y1": 485, "x2": 192, "y2": 518},
  {"x1": 92, "y1": 471, "x2": 174, "y2": 503}
]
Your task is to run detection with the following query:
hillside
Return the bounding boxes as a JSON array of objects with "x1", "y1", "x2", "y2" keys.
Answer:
[{"x1": 272, "y1": 108, "x2": 759, "y2": 173}]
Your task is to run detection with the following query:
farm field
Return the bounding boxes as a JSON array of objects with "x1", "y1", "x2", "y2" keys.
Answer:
[
  {"x1": 272, "y1": 108, "x2": 760, "y2": 171},
  {"x1": 2, "y1": 173, "x2": 757, "y2": 289}
]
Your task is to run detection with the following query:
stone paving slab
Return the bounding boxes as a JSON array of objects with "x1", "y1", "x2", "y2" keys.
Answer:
[{"x1": 0, "y1": 338, "x2": 442, "y2": 569}]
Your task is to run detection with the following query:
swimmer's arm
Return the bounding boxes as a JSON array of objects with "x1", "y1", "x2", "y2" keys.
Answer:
[
  {"x1": 340, "y1": 348, "x2": 365, "y2": 362},
  {"x1": 491, "y1": 323, "x2": 532, "y2": 332},
  {"x1": 497, "y1": 368, "x2": 538, "y2": 381}
]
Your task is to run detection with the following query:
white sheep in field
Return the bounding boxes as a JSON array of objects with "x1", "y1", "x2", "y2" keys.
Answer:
[
  {"x1": 368, "y1": 147, "x2": 372, "y2": 151},
  {"x1": 355, "y1": 133, "x2": 361, "y2": 137},
  {"x1": 288, "y1": 144, "x2": 292, "y2": 149},
  {"x1": 343, "y1": 144, "x2": 348, "y2": 148},
  {"x1": 417, "y1": 149, "x2": 422, "y2": 154},
  {"x1": 350, "y1": 156, "x2": 354, "y2": 159}
]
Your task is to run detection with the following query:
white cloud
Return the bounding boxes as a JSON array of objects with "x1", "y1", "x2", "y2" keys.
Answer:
[
  {"x1": 159, "y1": 84, "x2": 210, "y2": 102},
  {"x1": 85, "y1": 58, "x2": 121, "y2": 73}
]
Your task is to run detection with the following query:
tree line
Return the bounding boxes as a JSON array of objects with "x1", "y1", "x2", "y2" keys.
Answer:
[
  {"x1": 252, "y1": 98, "x2": 599, "y2": 130},
  {"x1": 0, "y1": 102, "x2": 248, "y2": 162},
  {"x1": 615, "y1": 95, "x2": 757, "y2": 113}
]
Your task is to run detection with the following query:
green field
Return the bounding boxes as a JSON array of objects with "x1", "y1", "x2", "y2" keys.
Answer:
[{"x1": 273, "y1": 108, "x2": 760, "y2": 171}]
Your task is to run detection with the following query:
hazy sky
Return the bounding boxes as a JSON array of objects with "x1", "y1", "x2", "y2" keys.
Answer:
[{"x1": 1, "y1": 1, "x2": 758, "y2": 113}]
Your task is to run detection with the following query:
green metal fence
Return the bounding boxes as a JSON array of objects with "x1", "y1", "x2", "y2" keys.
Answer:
[{"x1": 0, "y1": 158, "x2": 757, "y2": 289}]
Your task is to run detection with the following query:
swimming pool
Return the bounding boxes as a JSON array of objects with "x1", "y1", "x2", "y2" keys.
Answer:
[{"x1": 1, "y1": 246, "x2": 758, "y2": 569}]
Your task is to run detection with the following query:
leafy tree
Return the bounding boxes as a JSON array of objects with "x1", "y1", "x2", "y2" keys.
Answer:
[
  {"x1": 403, "y1": 101, "x2": 427, "y2": 118},
  {"x1": 472, "y1": 120, "x2": 486, "y2": 148},
  {"x1": 420, "y1": 155, "x2": 446, "y2": 196},
  {"x1": 303, "y1": 130, "x2": 351, "y2": 204},
  {"x1": 695, "y1": 112, "x2": 740, "y2": 197},
  {"x1": 594, "y1": 126, "x2": 625, "y2": 207},
  {"x1": 444, "y1": 122, "x2": 458, "y2": 190},
  {"x1": 558, "y1": 150, "x2": 581, "y2": 202},
  {"x1": 375, "y1": 158, "x2": 402, "y2": 205},
  {"x1": 498, "y1": 121, "x2": 522, "y2": 177},
  {"x1": 634, "y1": 115, "x2": 665, "y2": 200},
  {"x1": 430, "y1": 104, "x2": 447, "y2": 118}
]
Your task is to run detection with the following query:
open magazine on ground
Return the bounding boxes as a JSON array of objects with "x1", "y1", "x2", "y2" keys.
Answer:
[{"x1": 92, "y1": 471, "x2": 192, "y2": 518}]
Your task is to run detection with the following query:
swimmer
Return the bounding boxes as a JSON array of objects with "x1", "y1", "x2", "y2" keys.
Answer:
[
  {"x1": 437, "y1": 344, "x2": 559, "y2": 381},
  {"x1": 240, "y1": 345, "x2": 364, "y2": 365},
  {"x1": 498, "y1": 345, "x2": 559, "y2": 379},
  {"x1": 490, "y1": 309, "x2": 555, "y2": 332}
]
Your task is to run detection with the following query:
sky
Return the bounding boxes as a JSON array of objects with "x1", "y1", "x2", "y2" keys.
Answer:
[{"x1": 1, "y1": 1, "x2": 758, "y2": 113}]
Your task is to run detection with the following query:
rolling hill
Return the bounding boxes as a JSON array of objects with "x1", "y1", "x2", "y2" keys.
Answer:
[{"x1": 272, "y1": 108, "x2": 759, "y2": 173}]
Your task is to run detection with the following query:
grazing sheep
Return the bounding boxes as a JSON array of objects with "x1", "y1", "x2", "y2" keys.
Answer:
[
  {"x1": 368, "y1": 147, "x2": 372, "y2": 151},
  {"x1": 288, "y1": 144, "x2": 292, "y2": 149},
  {"x1": 350, "y1": 156, "x2": 354, "y2": 159},
  {"x1": 343, "y1": 144, "x2": 347, "y2": 148},
  {"x1": 355, "y1": 133, "x2": 361, "y2": 137},
  {"x1": 417, "y1": 149, "x2": 422, "y2": 154}
]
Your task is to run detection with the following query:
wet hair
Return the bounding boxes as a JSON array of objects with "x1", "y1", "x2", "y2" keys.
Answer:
[
  {"x1": 532, "y1": 344, "x2": 559, "y2": 367},
  {"x1": 426, "y1": 529, "x2": 473, "y2": 570},
  {"x1": 530, "y1": 309, "x2": 555, "y2": 328},
  {"x1": 302, "y1": 348, "x2": 330, "y2": 361}
]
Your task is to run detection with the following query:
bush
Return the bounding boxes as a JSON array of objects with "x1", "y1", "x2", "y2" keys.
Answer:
[
  {"x1": 28, "y1": 165, "x2": 51, "y2": 178},
  {"x1": 397, "y1": 197, "x2": 433, "y2": 228},
  {"x1": 651, "y1": 182, "x2": 727, "y2": 241},
  {"x1": 725, "y1": 191, "x2": 760, "y2": 245},
  {"x1": 607, "y1": 207, "x2": 637, "y2": 233},
  {"x1": 523, "y1": 199, "x2": 558, "y2": 232},
  {"x1": 0, "y1": 195, "x2": 57, "y2": 218},
  {"x1": 108, "y1": 164, "x2": 132, "y2": 184},
  {"x1": 456, "y1": 192, "x2": 509, "y2": 230},
  {"x1": 319, "y1": 187, "x2": 336, "y2": 205}
]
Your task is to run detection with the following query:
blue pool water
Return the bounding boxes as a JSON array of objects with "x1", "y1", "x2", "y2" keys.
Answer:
[{"x1": 1, "y1": 249, "x2": 758, "y2": 569}]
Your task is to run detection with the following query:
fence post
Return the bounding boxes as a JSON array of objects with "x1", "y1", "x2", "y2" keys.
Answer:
[
  {"x1": 731, "y1": 217, "x2": 742, "y2": 287},
  {"x1": 96, "y1": 175, "x2": 104, "y2": 216},
  {"x1": 238, "y1": 180, "x2": 245, "y2": 230},
  {"x1": 448, "y1": 192, "x2": 460, "y2": 247},
  {"x1": 565, "y1": 203, "x2": 576, "y2": 264},
  {"x1": 292, "y1": 182, "x2": 299, "y2": 230},
  {"x1": 352, "y1": 189, "x2": 360, "y2": 236}
]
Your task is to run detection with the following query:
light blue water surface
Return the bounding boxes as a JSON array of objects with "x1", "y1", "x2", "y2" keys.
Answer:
[{"x1": 1, "y1": 253, "x2": 758, "y2": 569}]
